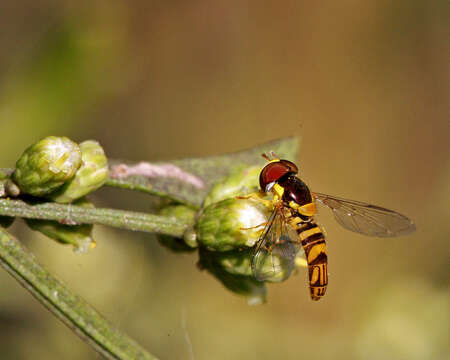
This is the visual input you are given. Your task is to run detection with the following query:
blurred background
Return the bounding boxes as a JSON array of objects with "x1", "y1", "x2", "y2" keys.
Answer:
[{"x1": 0, "y1": 1, "x2": 448, "y2": 359}]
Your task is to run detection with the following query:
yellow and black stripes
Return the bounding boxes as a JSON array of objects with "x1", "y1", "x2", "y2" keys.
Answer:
[{"x1": 296, "y1": 221, "x2": 328, "y2": 301}]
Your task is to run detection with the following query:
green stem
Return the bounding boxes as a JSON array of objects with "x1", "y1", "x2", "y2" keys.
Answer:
[
  {"x1": 0, "y1": 227, "x2": 157, "y2": 360},
  {"x1": 0, "y1": 199, "x2": 190, "y2": 237}
]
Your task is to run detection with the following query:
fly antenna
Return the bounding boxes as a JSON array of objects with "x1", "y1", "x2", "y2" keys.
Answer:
[
  {"x1": 261, "y1": 152, "x2": 280, "y2": 162},
  {"x1": 270, "y1": 151, "x2": 279, "y2": 159}
]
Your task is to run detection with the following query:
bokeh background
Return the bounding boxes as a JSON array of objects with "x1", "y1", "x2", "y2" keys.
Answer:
[{"x1": 0, "y1": 1, "x2": 448, "y2": 359}]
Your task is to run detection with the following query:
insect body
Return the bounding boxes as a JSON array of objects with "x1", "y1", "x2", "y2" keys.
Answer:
[{"x1": 251, "y1": 153, "x2": 415, "y2": 301}]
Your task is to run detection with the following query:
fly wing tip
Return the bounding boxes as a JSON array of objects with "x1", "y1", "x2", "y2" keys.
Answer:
[{"x1": 401, "y1": 221, "x2": 416, "y2": 236}]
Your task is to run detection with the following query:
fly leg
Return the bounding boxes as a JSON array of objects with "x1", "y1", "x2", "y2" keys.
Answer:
[
  {"x1": 239, "y1": 222, "x2": 268, "y2": 231},
  {"x1": 235, "y1": 192, "x2": 273, "y2": 209}
]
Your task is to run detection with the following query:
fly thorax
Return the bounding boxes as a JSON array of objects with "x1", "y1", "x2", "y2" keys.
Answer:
[{"x1": 278, "y1": 175, "x2": 312, "y2": 207}]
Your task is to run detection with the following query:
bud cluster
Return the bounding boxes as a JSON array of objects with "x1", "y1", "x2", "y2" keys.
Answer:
[
  {"x1": 12, "y1": 136, "x2": 109, "y2": 202},
  {"x1": 8, "y1": 136, "x2": 109, "y2": 252}
]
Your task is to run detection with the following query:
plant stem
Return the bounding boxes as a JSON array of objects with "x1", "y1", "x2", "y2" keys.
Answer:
[
  {"x1": 0, "y1": 199, "x2": 190, "y2": 237},
  {"x1": 0, "y1": 227, "x2": 158, "y2": 360}
]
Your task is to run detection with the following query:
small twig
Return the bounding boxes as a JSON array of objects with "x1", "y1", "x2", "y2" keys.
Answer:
[{"x1": 0, "y1": 199, "x2": 191, "y2": 237}]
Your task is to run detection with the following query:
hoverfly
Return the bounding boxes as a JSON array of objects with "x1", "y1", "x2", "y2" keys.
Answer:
[{"x1": 249, "y1": 153, "x2": 415, "y2": 301}]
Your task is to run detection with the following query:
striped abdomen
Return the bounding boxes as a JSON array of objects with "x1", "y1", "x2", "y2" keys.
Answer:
[{"x1": 296, "y1": 220, "x2": 328, "y2": 301}]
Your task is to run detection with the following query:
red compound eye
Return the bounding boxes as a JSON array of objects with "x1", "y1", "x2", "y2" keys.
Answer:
[{"x1": 259, "y1": 160, "x2": 298, "y2": 191}]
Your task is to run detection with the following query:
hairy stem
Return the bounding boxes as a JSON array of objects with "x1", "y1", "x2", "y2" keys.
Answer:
[{"x1": 0, "y1": 199, "x2": 190, "y2": 237}]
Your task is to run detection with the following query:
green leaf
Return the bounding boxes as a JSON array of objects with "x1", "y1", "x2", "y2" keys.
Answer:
[{"x1": 106, "y1": 136, "x2": 300, "y2": 207}]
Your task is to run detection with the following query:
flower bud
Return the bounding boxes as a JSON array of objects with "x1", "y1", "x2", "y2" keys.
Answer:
[
  {"x1": 203, "y1": 166, "x2": 260, "y2": 207},
  {"x1": 208, "y1": 248, "x2": 254, "y2": 277},
  {"x1": 198, "y1": 248, "x2": 267, "y2": 305},
  {"x1": 13, "y1": 136, "x2": 82, "y2": 196},
  {"x1": 252, "y1": 245, "x2": 306, "y2": 283},
  {"x1": 207, "y1": 246, "x2": 307, "y2": 283},
  {"x1": 24, "y1": 199, "x2": 96, "y2": 253},
  {"x1": 195, "y1": 198, "x2": 269, "y2": 252},
  {"x1": 50, "y1": 140, "x2": 108, "y2": 203}
]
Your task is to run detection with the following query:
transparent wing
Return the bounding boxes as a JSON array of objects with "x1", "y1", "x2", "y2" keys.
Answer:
[
  {"x1": 251, "y1": 208, "x2": 301, "y2": 282},
  {"x1": 313, "y1": 192, "x2": 416, "y2": 237}
]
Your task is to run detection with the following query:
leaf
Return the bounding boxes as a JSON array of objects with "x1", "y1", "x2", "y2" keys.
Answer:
[{"x1": 107, "y1": 136, "x2": 300, "y2": 207}]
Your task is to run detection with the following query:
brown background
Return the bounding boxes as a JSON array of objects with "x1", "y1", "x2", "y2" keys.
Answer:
[{"x1": 0, "y1": 1, "x2": 448, "y2": 359}]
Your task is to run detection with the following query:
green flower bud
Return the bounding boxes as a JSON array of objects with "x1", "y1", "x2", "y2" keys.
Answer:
[
  {"x1": 13, "y1": 136, "x2": 82, "y2": 196},
  {"x1": 207, "y1": 246, "x2": 307, "y2": 283},
  {"x1": 159, "y1": 204, "x2": 197, "y2": 222},
  {"x1": 253, "y1": 246, "x2": 307, "y2": 283},
  {"x1": 195, "y1": 198, "x2": 269, "y2": 252},
  {"x1": 198, "y1": 248, "x2": 266, "y2": 305},
  {"x1": 203, "y1": 166, "x2": 260, "y2": 207},
  {"x1": 50, "y1": 140, "x2": 109, "y2": 203},
  {"x1": 157, "y1": 204, "x2": 197, "y2": 252},
  {"x1": 24, "y1": 199, "x2": 96, "y2": 253},
  {"x1": 208, "y1": 248, "x2": 254, "y2": 277},
  {"x1": 0, "y1": 216, "x2": 15, "y2": 228}
]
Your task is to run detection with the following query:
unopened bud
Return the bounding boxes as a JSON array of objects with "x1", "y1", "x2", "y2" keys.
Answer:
[
  {"x1": 195, "y1": 198, "x2": 269, "y2": 252},
  {"x1": 50, "y1": 140, "x2": 108, "y2": 203},
  {"x1": 203, "y1": 166, "x2": 260, "y2": 207},
  {"x1": 13, "y1": 136, "x2": 82, "y2": 196}
]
